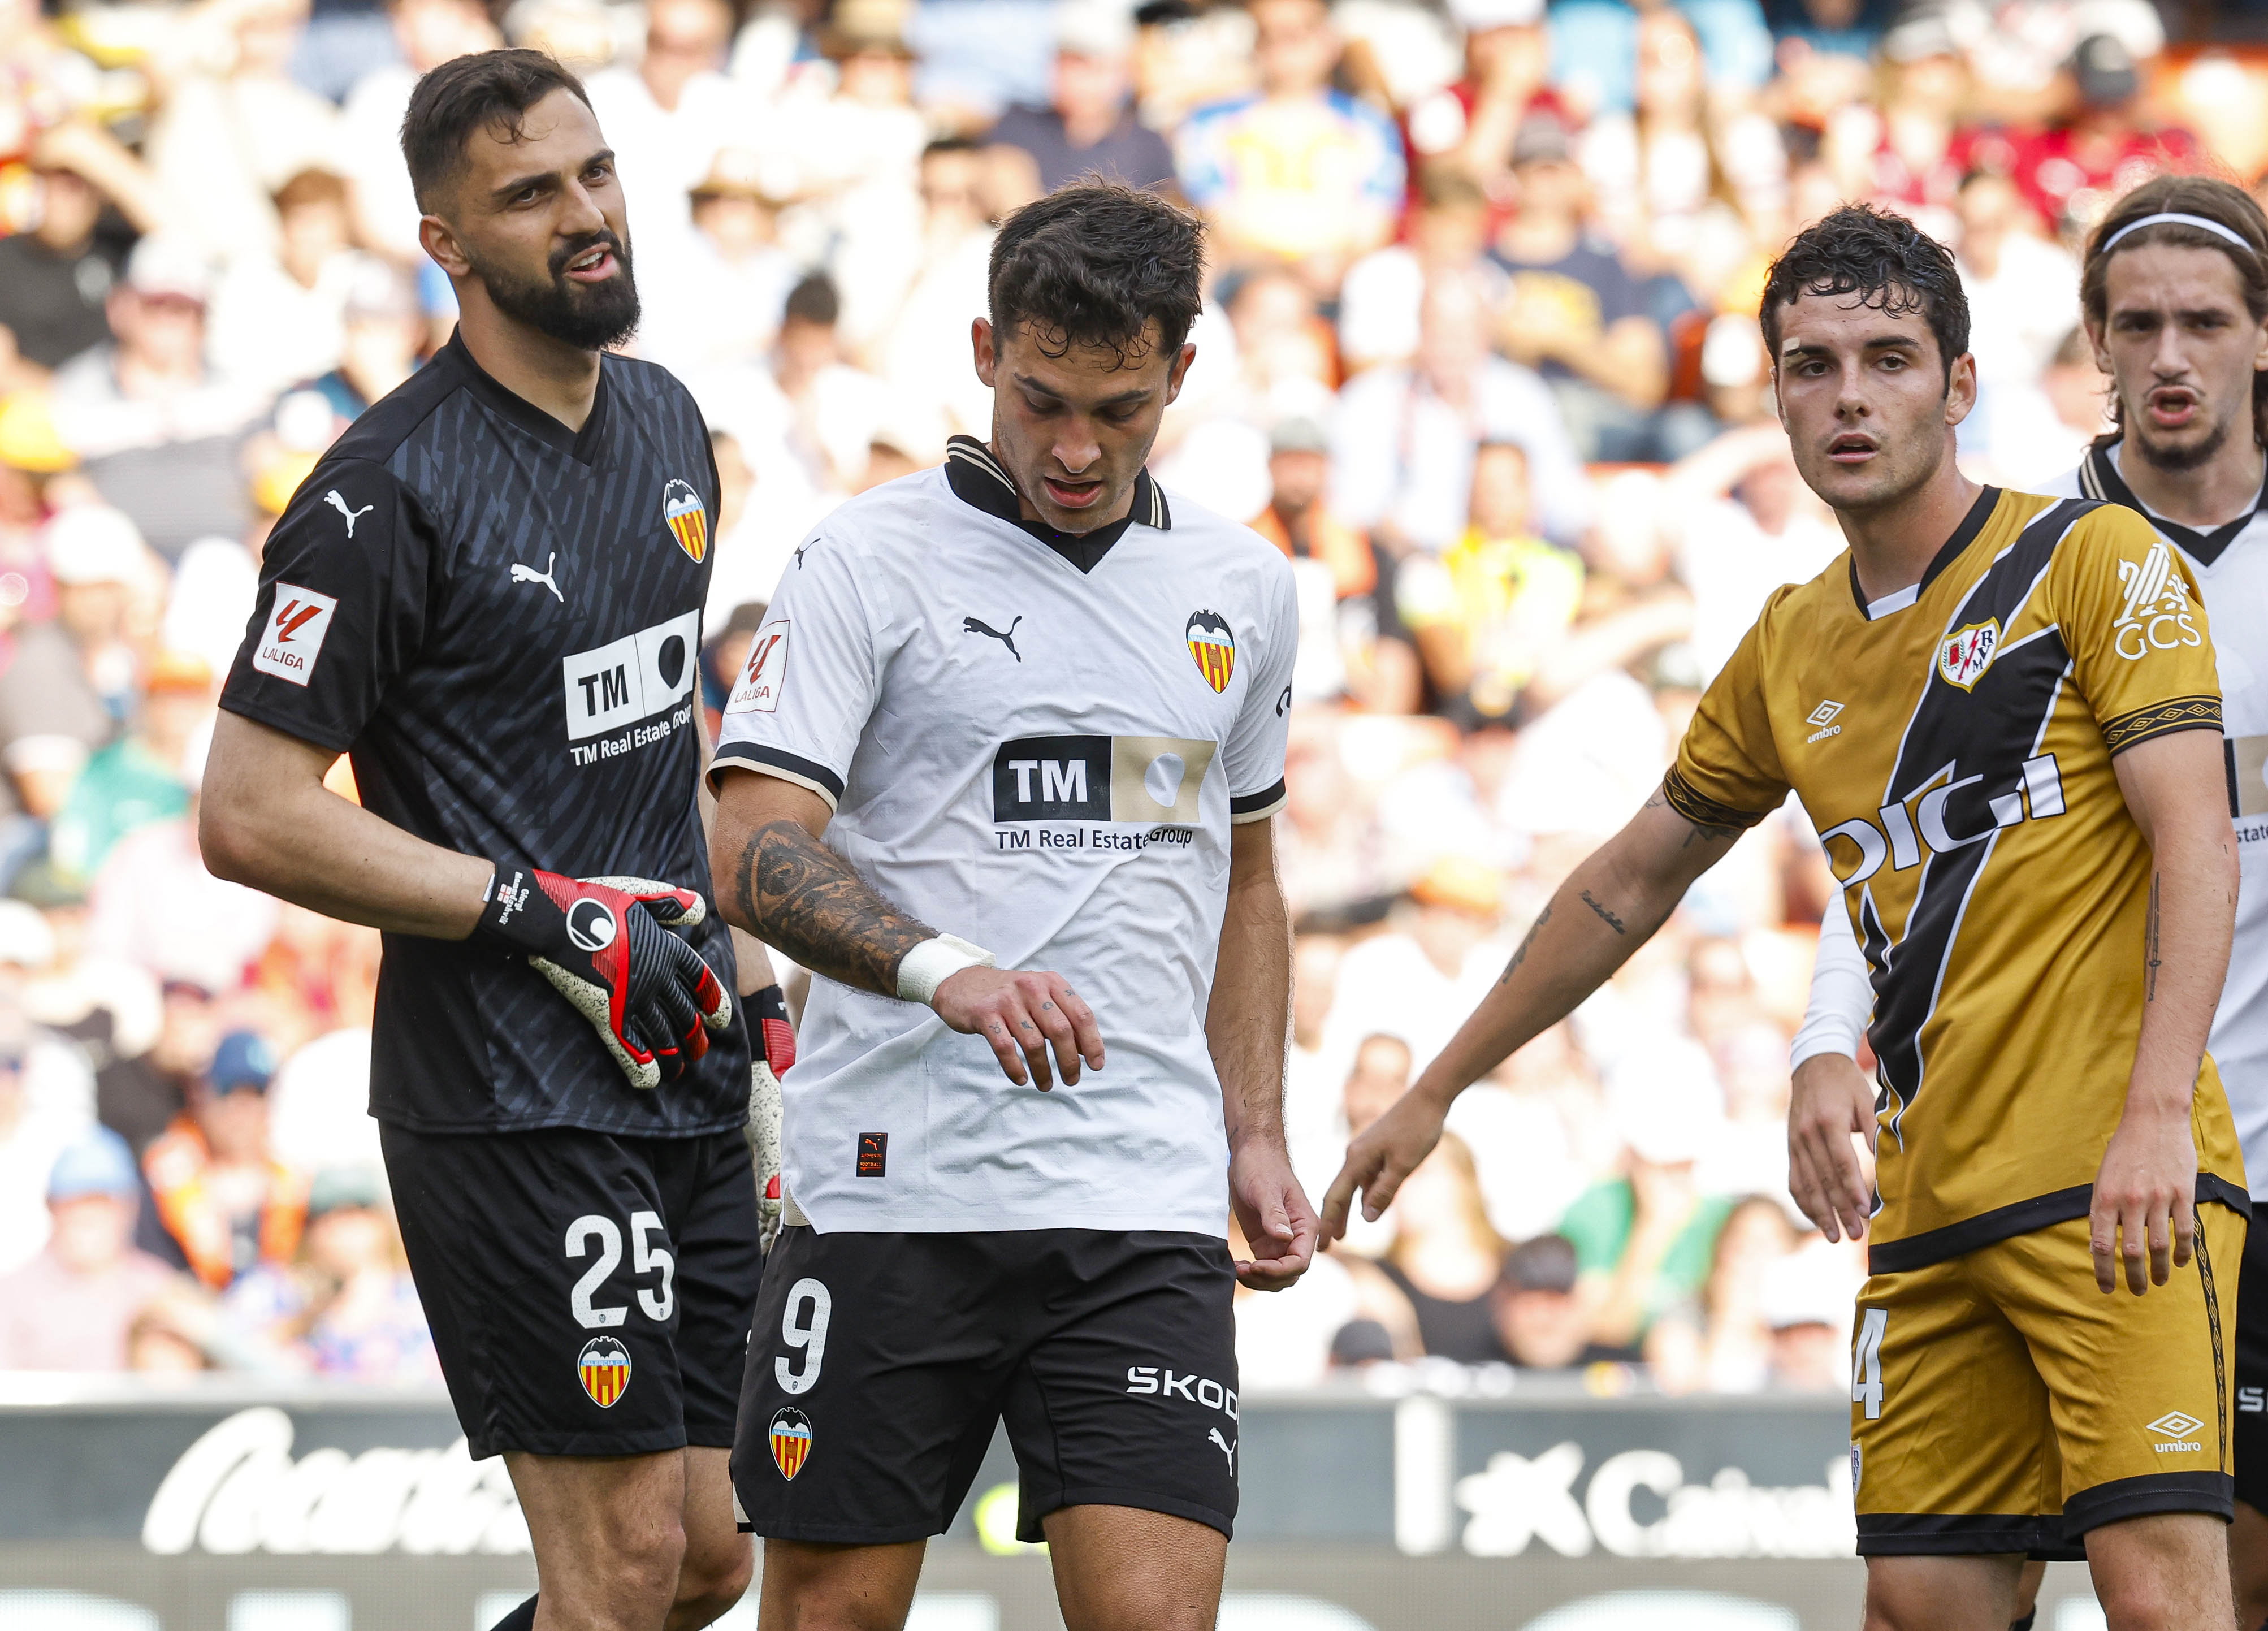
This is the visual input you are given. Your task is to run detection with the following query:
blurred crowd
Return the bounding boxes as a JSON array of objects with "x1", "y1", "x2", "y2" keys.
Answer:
[{"x1": 0, "y1": 0, "x2": 2249, "y2": 1389}]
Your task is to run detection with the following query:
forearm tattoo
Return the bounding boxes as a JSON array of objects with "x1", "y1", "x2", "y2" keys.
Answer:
[{"x1": 733, "y1": 818, "x2": 936, "y2": 996}]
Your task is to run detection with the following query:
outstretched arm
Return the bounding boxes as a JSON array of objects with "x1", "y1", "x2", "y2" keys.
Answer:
[
  {"x1": 1319, "y1": 783, "x2": 1744, "y2": 1237},
  {"x1": 711, "y1": 770, "x2": 1105, "y2": 1089},
  {"x1": 2093, "y1": 728, "x2": 2237, "y2": 1295}
]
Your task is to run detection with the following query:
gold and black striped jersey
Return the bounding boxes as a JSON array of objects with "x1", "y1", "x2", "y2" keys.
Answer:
[{"x1": 1668, "y1": 486, "x2": 2244, "y2": 1270}]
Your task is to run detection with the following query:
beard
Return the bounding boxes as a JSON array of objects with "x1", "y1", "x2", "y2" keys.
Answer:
[
  {"x1": 468, "y1": 229, "x2": 640, "y2": 352},
  {"x1": 2128, "y1": 397, "x2": 2237, "y2": 474}
]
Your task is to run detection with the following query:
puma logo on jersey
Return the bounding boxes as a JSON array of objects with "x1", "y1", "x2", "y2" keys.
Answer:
[
  {"x1": 1209, "y1": 1427, "x2": 1236, "y2": 1473},
  {"x1": 963, "y1": 615, "x2": 1022, "y2": 661},
  {"x1": 513, "y1": 552, "x2": 564, "y2": 603},
  {"x1": 324, "y1": 490, "x2": 375, "y2": 537}
]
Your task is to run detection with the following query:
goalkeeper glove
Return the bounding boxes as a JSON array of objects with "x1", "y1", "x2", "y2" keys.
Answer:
[
  {"x1": 475, "y1": 867, "x2": 733, "y2": 1090},
  {"x1": 745, "y1": 985, "x2": 794, "y2": 1251}
]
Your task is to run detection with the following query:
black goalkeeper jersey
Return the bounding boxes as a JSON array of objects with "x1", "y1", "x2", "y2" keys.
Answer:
[{"x1": 220, "y1": 333, "x2": 748, "y2": 1137}]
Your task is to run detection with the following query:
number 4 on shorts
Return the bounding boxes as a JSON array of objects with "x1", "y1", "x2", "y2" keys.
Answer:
[{"x1": 1853, "y1": 1306, "x2": 1887, "y2": 1420}]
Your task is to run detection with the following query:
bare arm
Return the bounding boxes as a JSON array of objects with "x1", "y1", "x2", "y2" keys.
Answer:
[
  {"x1": 2092, "y1": 728, "x2": 2238, "y2": 1294},
  {"x1": 709, "y1": 769, "x2": 1103, "y2": 1088},
  {"x1": 1207, "y1": 818, "x2": 1315, "y2": 1290},
  {"x1": 1321, "y1": 782, "x2": 1745, "y2": 1236},
  {"x1": 199, "y1": 709, "x2": 490, "y2": 936},
  {"x1": 694, "y1": 713, "x2": 778, "y2": 996}
]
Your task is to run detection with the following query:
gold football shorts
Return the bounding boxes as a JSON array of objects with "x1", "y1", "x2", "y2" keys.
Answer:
[{"x1": 1851, "y1": 1205, "x2": 2243, "y2": 1558}]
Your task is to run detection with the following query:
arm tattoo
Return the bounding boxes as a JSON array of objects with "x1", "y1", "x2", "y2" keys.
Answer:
[
  {"x1": 733, "y1": 818, "x2": 936, "y2": 996},
  {"x1": 2145, "y1": 871, "x2": 2162, "y2": 1002},
  {"x1": 1579, "y1": 890, "x2": 1628, "y2": 935},
  {"x1": 1642, "y1": 786, "x2": 1742, "y2": 850},
  {"x1": 1499, "y1": 905, "x2": 1551, "y2": 985}
]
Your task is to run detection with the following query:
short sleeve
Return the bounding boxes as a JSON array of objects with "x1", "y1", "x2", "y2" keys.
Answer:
[
  {"x1": 2051, "y1": 506, "x2": 2223, "y2": 755},
  {"x1": 219, "y1": 457, "x2": 433, "y2": 754},
  {"x1": 1221, "y1": 555, "x2": 1299, "y2": 824},
  {"x1": 1664, "y1": 598, "x2": 1791, "y2": 830},
  {"x1": 708, "y1": 530, "x2": 879, "y2": 809}
]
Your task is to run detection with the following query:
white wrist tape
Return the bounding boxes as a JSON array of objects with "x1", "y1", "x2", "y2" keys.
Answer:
[{"x1": 895, "y1": 934, "x2": 996, "y2": 1007}]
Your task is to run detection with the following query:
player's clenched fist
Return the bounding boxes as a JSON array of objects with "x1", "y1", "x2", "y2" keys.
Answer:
[
  {"x1": 1321, "y1": 1085, "x2": 1449, "y2": 1241},
  {"x1": 933, "y1": 967, "x2": 1104, "y2": 1091}
]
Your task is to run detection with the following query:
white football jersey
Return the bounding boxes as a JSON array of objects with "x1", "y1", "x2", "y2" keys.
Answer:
[
  {"x1": 2071, "y1": 442, "x2": 2268, "y2": 1197},
  {"x1": 713, "y1": 438, "x2": 1298, "y2": 1235}
]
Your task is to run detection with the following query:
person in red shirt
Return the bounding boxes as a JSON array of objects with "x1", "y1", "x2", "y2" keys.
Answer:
[
  {"x1": 1399, "y1": 0, "x2": 1570, "y2": 226},
  {"x1": 2006, "y1": 34, "x2": 2201, "y2": 236}
]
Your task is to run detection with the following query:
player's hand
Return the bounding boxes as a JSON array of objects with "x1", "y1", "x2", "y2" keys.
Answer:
[
  {"x1": 1230, "y1": 1140, "x2": 1318, "y2": 1291},
  {"x1": 745, "y1": 985, "x2": 795, "y2": 1251},
  {"x1": 1321, "y1": 1084, "x2": 1448, "y2": 1243},
  {"x1": 933, "y1": 966, "x2": 1103, "y2": 1090},
  {"x1": 478, "y1": 868, "x2": 733, "y2": 1091},
  {"x1": 1787, "y1": 1052, "x2": 1877, "y2": 1243},
  {"x1": 2090, "y1": 1101, "x2": 2197, "y2": 1295}
]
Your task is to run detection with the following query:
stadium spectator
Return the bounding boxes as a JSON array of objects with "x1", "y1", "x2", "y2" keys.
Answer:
[
  {"x1": 1645, "y1": 1192, "x2": 1796, "y2": 1392},
  {"x1": 1322, "y1": 856, "x2": 1507, "y2": 1071},
  {"x1": 1330, "y1": 273, "x2": 1591, "y2": 551},
  {"x1": 141, "y1": 1028, "x2": 307, "y2": 1290},
  {"x1": 2005, "y1": 34, "x2": 2200, "y2": 237},
  {"x1": 1176, "y1": 0, "x2": 1406, "y2": 285},
  {"x1": 0, "y1": 141, "x2": 139, "y2": 375},
  {"x1": 47, "y1": 239, "x2": 270, "y2": 556},
  {"x1": 640, "y1": 149, "x2": 802, "y2": 381},
  {"x1": 46, "y1": 650, "x2": 206, "y2": 888},
  {"x1": 876, "y1": 138, "x2": 998, "y2": 440},
  {"x1": 0, "y1": 1127, "x2": 184, "y2": 1369},
  {"x1": 1491, "y1": 1232, "x2": 1624, "y2": 1369},
  {"x1": 0, "y1": 994, "x2": 92, "y2": 1276},
  {"x1": 220, "y1": 1165, "x2": 438, "y2": 1381},
  {"x1": 1372, "y1": 1133, "x2": 1510, "y2": 1361},
  {"x1": 1340, "y1": 164, "x2": 1502, "y2": 375},
  {"x1": 284, "y1": 258, "x2": 427, "y2": 429},
  {"x1": 208, "y1": 170, "x2": 366, "y2": 397},
  {"x1": 985, "y1": 1, "x2": 1175, "y2": 194},
  {"x1": 1399, "y1": 0, "x2": 1562, "y2": 209},
  {"x1": 584, "y1": 0, "x2": 742, "y2": 249},
  {"x1": 337, "y1": 0, "x2": 505, "y2": 259}
]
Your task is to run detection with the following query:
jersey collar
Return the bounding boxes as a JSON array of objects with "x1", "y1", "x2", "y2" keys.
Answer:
[
  {"x1": 1847, "y1": 484, "x2": 2000, "y2": 620},
  {"x1": 442, "y1": 330, "x2": 612, "y2": 468},
  {"x1": 2078, "y1": 438, "x2": 2265, "y2": 567},
  {"x1": 943, "y1": 434, "x2": 1171, "y2": 573}
]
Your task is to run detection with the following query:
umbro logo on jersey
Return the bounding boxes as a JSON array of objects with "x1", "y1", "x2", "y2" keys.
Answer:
[
  {"x1": 512, "y1": 552, "x2": 564, "y2": 603},
  {"x1": 323, "y1": 490, "x2": 374, "y2": 538},
  {"x1": 963, "y1": 615, "x2": 1023, "y2": 660},
  {"x1": 2146, "y1": 1410, "x2": 2206, "y2": 1453},
  {"x1": 251, "y1": 584, "x2": 338, "y2": 687},
  {"x1": 1186, "y1": 611, "x2": 1235, "y2": 693},
  {"x1": 992, "y1": 734, "x2": 1215, "y2": 829},
  {"x1": 663, "y1": 479, "x2": 707, "y2": 563},
  {"x1": 1806, "y1": 700, "x2": 1845, "y2": 743}
]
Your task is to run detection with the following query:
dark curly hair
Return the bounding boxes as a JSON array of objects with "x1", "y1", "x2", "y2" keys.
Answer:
[
  {"x1": 401, "y1": 49, "x2": 591, "y2": 215},
  {"x1": 988, "y1": 183, "x2": 1205, "y2": 365},
  {"x1": 1760, "y1": 204, "x2": 1970, "y2": 386}
]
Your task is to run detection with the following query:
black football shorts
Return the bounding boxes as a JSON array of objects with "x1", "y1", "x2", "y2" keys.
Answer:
[
  {"x1": 2234, "y1": 1200, "x2": 2268, "y2": 1513},
  {"x1": 733, "y1": 1228, "x2": 1239, "y2": 1545},
  {"x1": 383, "y1": 1123, "x2": 761, "y2": 1460}
]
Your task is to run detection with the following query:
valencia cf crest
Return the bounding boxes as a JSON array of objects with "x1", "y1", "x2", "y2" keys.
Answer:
[
  {"x1": 663, "y1": 479, "x2": 708, "y2": 564},
  {"x1": 1185, "y1": 611, "x2": 1235, "y2": 694},
  {"x1": 578, "y1": 1336, "x2": 633, "y2": 1407},
  {"x1": 769, "y1": 1406, "x2": 813, "y2": 1480}
]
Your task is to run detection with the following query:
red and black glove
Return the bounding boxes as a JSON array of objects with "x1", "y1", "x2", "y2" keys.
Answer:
[{"x1": 475, "y1": 867, "x2": 733, "y2": 1090}]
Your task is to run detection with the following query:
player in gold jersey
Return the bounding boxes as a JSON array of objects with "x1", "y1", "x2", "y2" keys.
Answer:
[{"x1": 1324, "y1": 205, "x2": 2244, "y2": 1630}]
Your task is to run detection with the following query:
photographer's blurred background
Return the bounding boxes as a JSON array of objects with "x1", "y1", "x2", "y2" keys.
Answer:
[{"x1": 0, "y1": 0, "x2": 2240, "y2": 1396}]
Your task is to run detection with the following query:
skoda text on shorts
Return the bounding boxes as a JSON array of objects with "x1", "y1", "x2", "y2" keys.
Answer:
[
  {"x1": 198, "y1": 49, "x2": 785, "y2": 1631},
  {"x1": 1322, "y1": 204, "x2": 2247, "y2": 1631},
  {"x1": 707, "y1": 183, "x2": 1318, "y2": 1631}
]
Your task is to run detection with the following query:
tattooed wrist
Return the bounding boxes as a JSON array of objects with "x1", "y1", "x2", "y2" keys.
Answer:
[{"x1": 732, "y1": 817, "x2": 936, "y2": 996}]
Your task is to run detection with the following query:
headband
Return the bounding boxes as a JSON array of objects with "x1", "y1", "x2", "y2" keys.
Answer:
[{"x1": 2100, "y1": 211, "x2": 2258, "y2": 256}]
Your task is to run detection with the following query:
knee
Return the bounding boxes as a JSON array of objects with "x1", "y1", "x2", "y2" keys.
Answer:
[
  {"x1": 2093, "y1": 1577, "x2": 2171, "y2": 1631},
  {"x1": 669, "y1": 1532, "x2": 754, "y2": 1630}
]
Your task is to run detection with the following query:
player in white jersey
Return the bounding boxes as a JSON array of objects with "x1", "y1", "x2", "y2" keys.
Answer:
[
  {"x1": 707, "y1": 184, "x2": 1315, "y2": 1631},
  {"x1": 1795, "y1": 175, "x2": 2268, "y2": 1630}
]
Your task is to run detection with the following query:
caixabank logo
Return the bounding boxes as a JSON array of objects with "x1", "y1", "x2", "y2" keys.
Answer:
[{"x1": 991, "y1": 733, "x2": 1215, "y2": 849}]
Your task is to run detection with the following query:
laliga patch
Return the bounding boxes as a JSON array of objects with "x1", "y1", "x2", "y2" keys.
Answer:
[
  {"x1": 252, "y1": 585, "x2": 338, "y2": 687},
  {"x1": 1936, "y1": 618, "x2": 2000, "y2": 691},
  {"x1": 727, "y1": 621, "x2": 789, "y2": 715},
  {"x1": 578, "y1": 1335, "x2": 633, "y2": 1407},
  {"x1": 1185, "y1": 610, "x2": 1235, "y2": 694},
  {"x1": 663, "y1": 478, "x2": 708, "y2": 564},
  {"x1": 769, "y1": 1407, "x2": 813, "y2": 1479}
]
